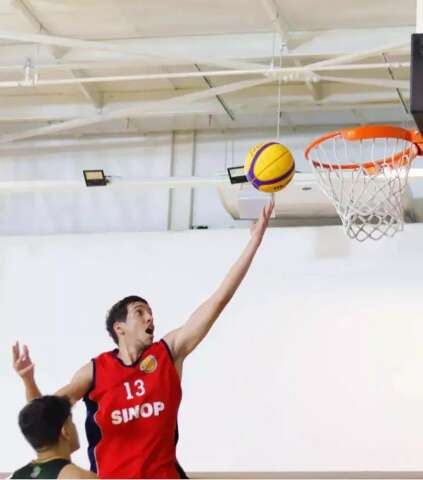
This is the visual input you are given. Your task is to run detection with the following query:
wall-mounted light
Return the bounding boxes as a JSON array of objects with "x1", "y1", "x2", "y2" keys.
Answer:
[
  {"x1": 83, "y1": 170, "x2": 108, "y2": 187},
  {"x1": 227, "y1": 166, "x2": 248, "y2": 185}
]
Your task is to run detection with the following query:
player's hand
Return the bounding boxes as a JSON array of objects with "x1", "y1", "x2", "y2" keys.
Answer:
[
  {"x1": 250, "y1": 200, "x2": 274, "y2": 245},
  {"x1": 13, "y1": 341, "x2": 35, "y2": 382}
]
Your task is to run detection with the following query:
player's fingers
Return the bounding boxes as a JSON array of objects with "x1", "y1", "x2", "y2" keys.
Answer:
[
  {"x1": 13, "y1": 341, "x2": 22, "y2": 363},
  {"x1": 260, "y1": 206, "x2": 267, "y2": 223},
  {"x1": 266, "y1": 201, "x2": 274, "y2": 219},
  {"x1": 263, "y1": 204, "x2": 271, "y2": 223}
]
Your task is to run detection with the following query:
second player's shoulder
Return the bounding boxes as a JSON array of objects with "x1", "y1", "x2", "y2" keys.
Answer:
[
  {"x1": 59, "y1": 463, "x2": 97, "y2": 479},
  {"x1": 9, "y1": 462, "x2": 32, "y2": 479}
]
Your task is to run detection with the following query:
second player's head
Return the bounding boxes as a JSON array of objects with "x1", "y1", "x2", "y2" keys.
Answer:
[
  {"x1": 18, "y1": 395, "x2": 80, "y2": 455},
  {"x1": 106, "y1": 295, "x2": 155, "y2": 349}
]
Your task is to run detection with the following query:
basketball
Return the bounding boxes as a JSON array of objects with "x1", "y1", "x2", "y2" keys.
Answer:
[{"x1": 244, "y1": 142, "x2": 295, "y2": 192}]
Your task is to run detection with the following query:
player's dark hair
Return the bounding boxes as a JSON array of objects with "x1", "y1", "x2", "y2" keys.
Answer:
[
  {"x1": 18, "y1": 395, "x2": 71, "y2": 451},
  {"x1": 106, "y1": 295, "x2": 148, "y2": 344}
]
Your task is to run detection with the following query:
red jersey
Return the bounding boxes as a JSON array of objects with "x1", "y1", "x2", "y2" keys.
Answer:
[{"x1": 83, "y1": 340, "x2": 186, "y2": 479}]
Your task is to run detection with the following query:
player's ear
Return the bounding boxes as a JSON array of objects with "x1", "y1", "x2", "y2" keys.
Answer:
[
  {"x1": 113, "y1": 321, "x2": 125, "y2": 337},
  {"x1": 61, "y1": 418, "x2": 71, "y2": 441}
]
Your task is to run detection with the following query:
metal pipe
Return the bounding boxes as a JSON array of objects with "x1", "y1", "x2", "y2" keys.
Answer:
[
  {"x1": 0, "y1": 60, "x2": 410, "y2": 74},
  {"x1": 0, "y1": 63, "x2": 410, "y2": 90}
]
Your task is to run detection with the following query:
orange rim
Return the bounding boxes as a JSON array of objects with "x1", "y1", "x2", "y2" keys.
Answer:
[
  {"x1": 304, "y1": 125, "x2": 419, "y2": 170},
  {"x1": 411, "y1": 129, "x2": 423, "y2": 156}
]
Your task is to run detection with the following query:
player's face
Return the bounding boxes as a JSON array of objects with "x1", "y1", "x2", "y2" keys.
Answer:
[{"x1": 124, "y1": 302, "x2": 155, "y2": 347}]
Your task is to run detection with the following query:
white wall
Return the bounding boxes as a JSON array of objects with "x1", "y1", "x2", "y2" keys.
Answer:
[
  {"x1": 2, "y1": 125, "x2": 421, "y2": 235},
  {"x1": 2, "y1": 225, "x2": 423, "y2": 472}
]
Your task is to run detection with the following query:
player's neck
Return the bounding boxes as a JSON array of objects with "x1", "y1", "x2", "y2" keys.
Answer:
[
  {"x1": 117, "y1": 342, "x2": 145, "y2": 365},
  {"x1": 36, "y1": 444, "x2": 71, "y2": 463}
]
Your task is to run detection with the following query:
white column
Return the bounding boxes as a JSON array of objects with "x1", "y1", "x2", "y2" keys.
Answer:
[
  {"x1": 167, "y1": 131, "x2": 196, "y2": 230},
  {"x1": 418, "y1": 0, "x2": 423, "y2": 33}
]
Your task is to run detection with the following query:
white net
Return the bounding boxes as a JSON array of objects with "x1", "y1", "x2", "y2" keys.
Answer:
[{"x1": 307, "y1": 133, "x2": 418, "y2": 241}]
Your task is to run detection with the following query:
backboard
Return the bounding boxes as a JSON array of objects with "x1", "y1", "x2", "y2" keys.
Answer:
[{"x1": 411, "y1": 33, "x2": 423, "y2": 134}]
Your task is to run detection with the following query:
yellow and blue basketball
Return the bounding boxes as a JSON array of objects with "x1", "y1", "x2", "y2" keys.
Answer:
[{"x1": 244, "y1": 142, "x2": 295, "y2": 192}]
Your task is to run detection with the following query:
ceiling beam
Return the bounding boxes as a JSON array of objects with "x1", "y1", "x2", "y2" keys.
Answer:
[
  {"x1": 294, "y1": 59, "x2": 322, "y2": 101},
  {"x1": 10, "y1": 0, "x2": 102, "y2": 109},
  {"x1": 305, "y1": 40, "x2": 410, "y2": 70},
  {"x1": 317, "y1": 75, "x2": 409, "y2": 90},
  {"x1": 0, "y1": 77, "x2": 274, "y2": 143},
  {"x1": 9, "y1": 0, "x2": 65, "y2": 58},
  {"x1": 0, "y1": 29, "x2": 265, "y2": 71},
  {"x1": 0, "y1": 28, "x2": 411, "y2": 67},
  {"x1": 70, "y1": 69, "x2": 102, "y2": 109},
  {"x1": 260, "y1": 0, "x2": 289, "y2": 43},
  {"x1": 0, "y1": 86, "x2": 409, "y2": 123}
]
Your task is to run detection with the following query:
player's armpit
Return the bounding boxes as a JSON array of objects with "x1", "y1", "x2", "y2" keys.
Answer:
[
  {"x1": 59, "y1": 464, "x2": 98, "y2": 479},
  {"x1": 55, "y1": 361, "x2": 93, "y2": 405},
  {"x1": 163, "y1": 296, "x2": 226, "y2": 361}
]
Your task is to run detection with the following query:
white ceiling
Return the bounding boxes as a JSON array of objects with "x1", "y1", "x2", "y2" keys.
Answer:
[
  {"x1": 0, "y1": 0, "x2": 417, "y2": 139},
  {"x1": 1, "y1": 0, "x2": 416, "y2": 36}
]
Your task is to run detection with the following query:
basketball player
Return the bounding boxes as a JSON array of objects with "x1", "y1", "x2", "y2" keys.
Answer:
[
  {"x1": 11, "y1": 395, "x2": 97, "y2": 479},
  {"x1": 13, "y1": 201, "x2": 274, "y2": 478}
]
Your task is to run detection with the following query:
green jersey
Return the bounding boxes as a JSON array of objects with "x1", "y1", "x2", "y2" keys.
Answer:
[{"x1": 11, "y1": 458, "x2": 70, "y2": 479}]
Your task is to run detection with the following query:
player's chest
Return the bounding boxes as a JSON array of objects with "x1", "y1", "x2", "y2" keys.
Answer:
[
  {"x1": 94, "y1": 357, "x2": 180, "y2": 428},
  {"x1": 96, "y1": 354, "x2": 178, "y2": 406}
]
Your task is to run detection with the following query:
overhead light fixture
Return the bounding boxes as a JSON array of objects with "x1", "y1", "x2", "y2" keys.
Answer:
[
  {"x1": 227, "y1": 166, "x2": 248, "y2": 185},
  {"x1": 83, "y1": 170, "x2": 108, "y2": 187}
]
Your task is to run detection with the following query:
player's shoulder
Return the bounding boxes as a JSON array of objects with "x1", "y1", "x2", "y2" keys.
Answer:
[
  {"x1": 9, "y1": 462, "x2": 32, "y2": 479},
  {"x1": 146, "y1": 339, "x2": 173, "y2": 358},
  {"x1": 59, "y1": 463, "x2": 97, "y2": 479},
  {"x1": 157, "y1": 338, "x2": 174, "y2": 358},
  {"x1": 93, "y1": 349, "x2": 116, "y2": 361}
]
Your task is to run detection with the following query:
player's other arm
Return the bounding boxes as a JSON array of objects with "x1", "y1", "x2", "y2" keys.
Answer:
[
  {"x1": 55, "y1": 362, "x2": 93, "y2": 404},
  {"x1": 13, "y1": 342, "x2": 93, "y2": 404},
  {"x1": 164, "y1": 201, "x2": 274, "y2": 361}
]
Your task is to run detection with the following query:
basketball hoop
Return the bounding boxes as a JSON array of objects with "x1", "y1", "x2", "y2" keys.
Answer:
[{"x1": 305, "y1": 125, "x2": 423, "y2": 241}]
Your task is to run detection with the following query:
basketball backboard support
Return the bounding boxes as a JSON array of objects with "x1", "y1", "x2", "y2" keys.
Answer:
[{"x1": 411, "y1": 33, "x2": 423, "y2": 134}]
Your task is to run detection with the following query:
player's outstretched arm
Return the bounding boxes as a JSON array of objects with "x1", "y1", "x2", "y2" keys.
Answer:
[
  {"x1": 13, "y1": 341, "x2": 93, "y2": 405},
  {"x1": 164, "y1": 201, "x2": 274, "y2": 361}
]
